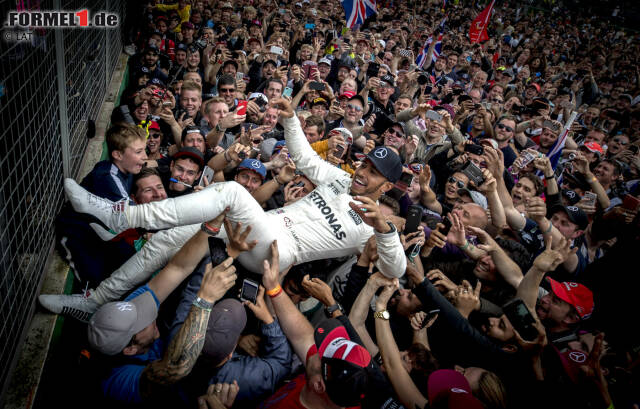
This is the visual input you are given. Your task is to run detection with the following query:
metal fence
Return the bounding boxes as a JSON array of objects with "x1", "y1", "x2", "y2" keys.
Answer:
[{"x1": 0, "y1": 0, "x2": 126, "y2": 400}]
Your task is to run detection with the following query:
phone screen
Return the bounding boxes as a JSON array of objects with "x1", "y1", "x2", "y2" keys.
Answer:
[
  {"x1": 334, "y1": 144, "x2": 345, "y2": 158},
  {"x1": 283, "y1": 87, "x2": 293, "y2": 98},
  {"x1": 241, "y1": 279, "x2": 259, "y2": 304}
]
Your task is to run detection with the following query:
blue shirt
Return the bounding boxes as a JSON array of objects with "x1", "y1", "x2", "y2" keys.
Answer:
[{"x1": 80, "y1": 160, "x2": 133, "y2": 202}]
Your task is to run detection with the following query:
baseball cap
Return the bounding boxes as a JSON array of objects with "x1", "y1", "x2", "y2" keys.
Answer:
[
  {"x1": 221, "y1": 1, "x2": 233, "y2": 8},
  {"x1": 580, "y1": 142, "x2": 604, "y2": 155},
  {"x1": 147, "y1": 77, "x2": 166, "y2": 88},
  {"x1": 272, "y1": 140, "x2": 287, "y2": 153},
  {"x1": 550, "y1": 204, "x2": 589, "y2": 230},
  {"x1": 379, "y1": 74, "x2": 395, "y2": 88},
  {"x1": 314, "y1": 318, "x2": 373, "y2": 406},
  {"x1": 311, "y1": 97, "x2": 329, "y2": 107},
  {"x1": 201, "y1": 299, "x2": 247, "y2": 366},
  {"x1": 457, "y1": 188, "x2": 488, "y2": 210},
  {"x1": 176, "y1": 43, "x2": 188, "y2": 52},
  {"x1": 262, "y1": 58, "x2": 278, "y2": 68},
  {"x1": 88, "y1": 291, "x2": 158, "y2": 355},
  {"x1": 339, "y1": 90, "x2": 356, "y2": 99},
  {"x1": 348, "y1": 94, "x2": 365, "y2": 107},
  {"x1": 248, "y1": 92, "x2": 268, "y2": 102},
  {"x1": 561, "y1": 189, "x2": 581, "y2": 206},
  {"x1": 427, "y1": 369, "x2": 484, "y2": 409},
  {"x1": 546, "y1": 277, "x2": 594, "y2": 319},
  {"x1": 237, "y1": 158, "x2": 267, "y2": 180},
  {"x1": 377, "y1": 39, "x2": 386, "y2": 48},
  {"x1": 145, "y1": 44, "x2": 160, "y2": 55},
  {"x1": 318, "y1": 57, "x2": 332, "y2": 66},
  {"x1": 365, "y1": 146, "x2": 403, "y2": 183},
  {"x1": 148, "y1": 121, "x2": 161, "y2": 131},
  {"x1": 248, "y1": 37, "x2": 261, "y2": 44},
  {"x1": 174, "y1": 146, "x2": 205, "y2": 169}
]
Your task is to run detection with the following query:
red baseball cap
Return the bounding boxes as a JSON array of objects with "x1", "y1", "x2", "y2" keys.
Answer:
[
  {"x1": 547, "y1": 277, "x2": 594, "y2": 319},
  {"x1": 527, "y1": 82, "x2": 541, "y2": 92},
  {"x1": 148, "y1": 121, "x2": 161, "y2": 131},
  {"x1": 339, "y1": 90, "x2": 356, "y2": 99},
  {"x1": 427, "y1": 369, "x2": 484, "y2": 409},
  {"x1": 580, "y1": 142, "x2": 604, "y2": 155}
]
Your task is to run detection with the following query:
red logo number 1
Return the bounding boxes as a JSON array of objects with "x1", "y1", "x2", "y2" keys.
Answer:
[{"x1": 76, "y1": 9, "x2": 88, "y2": 27}]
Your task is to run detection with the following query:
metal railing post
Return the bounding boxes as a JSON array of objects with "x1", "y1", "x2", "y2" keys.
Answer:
[{"x1": 54, "y1": 0, "x2": 71, "y2": 179}]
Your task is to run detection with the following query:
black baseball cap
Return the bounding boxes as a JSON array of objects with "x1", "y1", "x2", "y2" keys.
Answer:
[
  {"x1": 379, "y1": 74, "x2": 395, "y2": 87},
  {"x1": 365, "y1": 146, "x2": 403, "y2": 183},
  {"x1": 173, "y1": 146, "x2": 205, "y2": 169},
  {"x1": 550, "y1": 204, "x2": 589, "y2": 230},
  {"x1": 314, "y1": 318, "x2": 374, "y2": 406}
]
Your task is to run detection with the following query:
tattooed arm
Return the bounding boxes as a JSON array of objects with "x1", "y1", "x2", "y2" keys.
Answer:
[{"x1": 139, "y1": 257, "x2": 237, "y2": 398}]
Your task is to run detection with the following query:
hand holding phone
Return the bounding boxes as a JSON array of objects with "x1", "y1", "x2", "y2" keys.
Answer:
[
  {"x1": 240, "y1": 279, "x2": 260, "y2": 304},
  {"x1": 236, "y1": 100, "x2": 248, "y2": 116}
]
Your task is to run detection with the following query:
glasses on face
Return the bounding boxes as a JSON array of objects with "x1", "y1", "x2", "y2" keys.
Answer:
[
  {"x1": 492, "y1": 98, "x2": 503, "y2": 103},
  {"x1": 346, "y1": 103, "x2": 363, "y2": 112},
  {"x1": 612, "y1": 138, "x2": 628, "y2": 145},
  {"x1": 448, "y1": 176, "x2": 465, "y2": 189},
  {"x1": 497, "y1": 123, "x2": 514, "y2": 133},
  {"x1": 149, "y1": 132, "x2": 162, "y2": 139},
  {"x1": 386, "y1": 128, "x2": 404, "y2": 138},
  {"x1": 219, "y1": 88, "x2": 235, "y2": 93}
]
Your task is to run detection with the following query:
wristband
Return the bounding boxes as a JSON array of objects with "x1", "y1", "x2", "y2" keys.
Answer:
[
  {"x1": 544, "y1": 222, "x2": 553, "y2": 234},
  {"x1": 201, "y1": 222, "x2": 220, "y2": 236},
  {"x1": 461, "y1": 240, "x2": 470, "y2": 250},
  {"x1": 193, "y1": 297, "x2": 214, "y2": 312},
  {"x1": 267, "y1": 284, "x2": 282, "y2": 298},
  {"x1": 544, "y1": 173, "x2": 554, "y2": 179},
  {"x1": 588, "y1": 175, "x2": 597, "y2": 183}
]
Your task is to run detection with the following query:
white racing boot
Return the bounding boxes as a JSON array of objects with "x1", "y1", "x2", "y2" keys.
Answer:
[
  {"x1": 38, "y1": 289, "x2": 100, "y2": 323},
  {"x1": 64, "y1": 178, "x2": 131, "y2": 240}
]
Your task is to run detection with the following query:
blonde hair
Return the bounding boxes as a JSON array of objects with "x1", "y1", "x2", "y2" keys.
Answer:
[
  {"x1": 475, "y1": 371, "x2": 507, "y2": 409},
  {"x1": 106, "y1": 124, "x2": 146, "y2": 156},
  {"x1": 181, "y1": 80, "x2": 202, "y2": 94}
]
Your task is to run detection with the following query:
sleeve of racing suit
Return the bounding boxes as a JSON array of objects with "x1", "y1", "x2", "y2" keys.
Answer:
[
  {"x1": 359, "y1": 226, "x2": 407, "y2": 279},
  {"x1": 280, "y1": 115, "x2": 348, "y2": 187}
]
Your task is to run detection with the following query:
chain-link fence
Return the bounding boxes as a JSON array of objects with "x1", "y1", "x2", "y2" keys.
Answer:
[{"x1": 0, "y1": 0, "x2": 126, "y2": 401}]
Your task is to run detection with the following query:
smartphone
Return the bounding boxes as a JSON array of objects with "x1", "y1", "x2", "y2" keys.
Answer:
[
  {"x1": 283, "y1": 86, "x2": 293, "y2": 98},
  {"x1": 426, "y1": 110, "x2": 442, "y2": 122},
  {"x1": 304, "y1": 23, "x2": 316, "y2": 29},
  {"x1": 279, "y1": 60, "x2": 290, "y2": 69},
  {"x1": 582, "y1": 191, "x2": 597, "y2": 207},
  {"x1": 397, "y1": 171, "x2": 414, "y2": 192},
  {"x1": 236, "y1": 72, "x2": 244, "y2": 81},
  {"x1": 240, "y1": 278, "x2": 260, "y2": 304},
  {"x1": 162, "y1": 100, "x2": 173, "y2": 107},
  {"x1": 439, "y1": 216, "x2": 452, "y2": 235},
  {"x1": 629, "y1": 145, "x2": 639, "y2": 154},
  {"x1": 461, "y1": 162, "x2": 484, "y2": 186},
  {"x1": 208, "y1": 236, "x2": 225, "y2": 258},
  {"x1": 278, "y1": 8, "x2": 286, "y2": 14},
  {"x1": 420, "y1": 309, "x2": 440, "y2": 328},
  {"x1": 270, "y1": 45, "x2": 284, "y2": 55},
  {"x1": 334, "y1": 144, "x2": 346, "y2": 159},
  {"x1": 236, "y1": 100, "x2": 248, "y2": 115},
  {"x1": 309, "y1": 81, "x2": 326, "y2": 91},
  {"x1": 399, "y1": 49, "x2": 412, "y2": 57},
  {"x1": 622, "y1": 194, "x2": 640, "y2": 211},
  {"x1": 367, "y1": 62, "x2": 380, "y2": 78},
  {"x1": 464, "y1": 144, "x2": 484, "y2": 156},
  {"x1": 502, "y1": 298, "x2": 538, "y2": 341},
  {"x1": 198, "y1": 166, "x2": 215, "y2": 187},
  {"x1": 404, "y1": 205, "x2": 422, "y2": 234}
]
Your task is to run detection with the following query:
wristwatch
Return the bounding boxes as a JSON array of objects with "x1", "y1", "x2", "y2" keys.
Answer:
[
  {"x1": 374, "y1": 310, "x2": 390, "y2": 320},
  {"x1": 324, "y1": 303, "x2": 344, "y2": 318}
]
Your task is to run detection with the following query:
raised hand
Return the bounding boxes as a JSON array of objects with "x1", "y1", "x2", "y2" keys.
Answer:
[{"x1": 223, "y1": 219, "x2": 258, "y2": 258}]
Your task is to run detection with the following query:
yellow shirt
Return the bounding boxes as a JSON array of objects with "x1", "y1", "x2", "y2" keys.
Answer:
[
  {"x1": 310, "y1": 140, "x2": 355, "y2": 175},
  {"x1": 155, "y1": 3, "x2": 191, "y2": 32}
]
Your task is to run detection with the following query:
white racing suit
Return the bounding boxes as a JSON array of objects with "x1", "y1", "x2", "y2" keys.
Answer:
[{"x1": 92, "y1": 115, "x2": 406, "y2": 304}]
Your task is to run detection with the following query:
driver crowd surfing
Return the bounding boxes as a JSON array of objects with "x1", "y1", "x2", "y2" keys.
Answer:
[{"x1": 38, "y1": 0, "x2": 640, "y2": 408}]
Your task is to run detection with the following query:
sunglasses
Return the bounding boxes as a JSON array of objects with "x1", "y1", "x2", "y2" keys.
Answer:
[
  {"x1": 497, "y1": 123, "x2": 514, "y2": 132},
  {"x1": 346, "y1": 103, "x2": 363, "y2": 112},
  {"x1": 386, "y1": 128, "x2": 404, "y2": 137},
  {"x1": 448, "y1": 176, "x2": 465, "y2": 189},
  {"x1": 219, "y1": 88, "x2": 235, "y2": 93},
  {"x1": 612, "y1": 138, "x2": 628, "y2": 145},
  {"x1": 491, "y1": 98, "x2": 503, "y2": 103},
  {"x1": 149, "y1": 132, "x2": 162, "y2": 139}
]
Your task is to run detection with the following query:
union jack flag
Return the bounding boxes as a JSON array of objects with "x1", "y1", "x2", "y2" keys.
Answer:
[
  {"x1": 415, "y1": 34, "x2": 442, "y2": 68},
  {"x1": 342, "y1": 0, "x2": 377, "y2": 29}
]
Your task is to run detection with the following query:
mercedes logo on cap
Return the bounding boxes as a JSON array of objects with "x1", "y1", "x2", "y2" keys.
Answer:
[
  {"x1": 251, "y1": 160, "x2": 261, "y2": 168},
  {"x1": 567, "y1": 206, "x2": 579, "y2": 212},
  {"x1": 374, "y1": 147, "x2": 388, "y2": 159}
]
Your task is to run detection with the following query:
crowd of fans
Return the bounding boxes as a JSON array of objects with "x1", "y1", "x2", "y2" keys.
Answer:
[{"x1": 38, "y1": 0, "x2": 640, "y2": 408}]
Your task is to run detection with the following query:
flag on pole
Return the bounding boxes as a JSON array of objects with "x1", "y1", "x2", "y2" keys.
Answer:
[
  {"x1": 546, "y1": 112, "x2": 578, "y2": 171},
  {"x1": 342, "y1": 0, "x2": 377, "y2": 29},
  {"x1": 469, "y1": 0, "x2": 495, "y2": 43}
]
